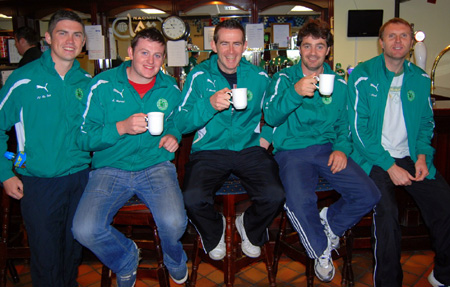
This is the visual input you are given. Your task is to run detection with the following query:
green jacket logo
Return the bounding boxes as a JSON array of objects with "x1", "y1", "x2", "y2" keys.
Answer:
[
  {"x1": 157, "y1": 98, "x2": 169, "y2": 111},
  {"x1": 407, "y1": 90, "x2": 415, "y2": 101},
  {"x1": 75, "y1": 88, "x2": 84, "y2": 100},
  {"x1": 322, "y1": 96, "x2": 332, "y2": 105},
  {"x1": 247, "y1": 90, "x2": 253, "y2": 102}
]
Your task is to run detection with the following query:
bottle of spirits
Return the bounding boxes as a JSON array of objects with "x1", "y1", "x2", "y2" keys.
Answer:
[{"x1": 335, "y1": 63, "x2": 346, "y2": 78}]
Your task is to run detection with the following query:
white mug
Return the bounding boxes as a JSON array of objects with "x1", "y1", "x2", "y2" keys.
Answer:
[
  {"x1": 226, "y1": 88, "x2": 248, "y2": 110},
  {"x1": 314, "y1": 74, "x2": 335, "y2": 96},
  {"x1": 145, "y1": 112, "x2": 164, "y2": 136}
]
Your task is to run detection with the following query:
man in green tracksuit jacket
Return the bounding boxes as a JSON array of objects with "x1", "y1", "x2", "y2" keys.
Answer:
[
  {"x1": 264, "y1": 19, "x2": 380, "y2": 283},
  {"x1": 72, "y1": 28, "x2": 188, "y2": 287},
  {"x1": 174, "y1": 20, "x2": 284, "y2": 263},
  {"x1": 0, "y1": 10, "x2": 91, "y2": 287},
  {"x1": 347, "y1": 18, "x2": 450, "y2": 287}
]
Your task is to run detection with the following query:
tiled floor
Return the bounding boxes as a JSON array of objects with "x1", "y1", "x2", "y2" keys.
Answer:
[{"x1": 5, "y1": 249, "x2": 436, "y2": 286}]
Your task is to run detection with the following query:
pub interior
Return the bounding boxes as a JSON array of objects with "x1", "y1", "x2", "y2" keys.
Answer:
[{"x1": 0, "y1": 0, "x2": 450, "y2": 286}]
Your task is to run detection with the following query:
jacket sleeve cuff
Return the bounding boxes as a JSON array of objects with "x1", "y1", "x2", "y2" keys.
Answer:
[
  {"x1": 379, "y1": 156, "x2": 396, "y2": 172},
  {"x1": 204, "y1": 96, "x2": 218, "y2": 116}
]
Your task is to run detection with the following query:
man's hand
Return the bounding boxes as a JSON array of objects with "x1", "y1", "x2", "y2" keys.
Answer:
[
  {"x1": 3, "y1": 176, "x2": 24, "y2": 200},
  {"x1": 210, "y1": 88, "x2": 231, "y2": 111},
  {"x1": 294, "y1": 73, "x2": 318, "y2": 97},
  {"x1": 328, "y1": 151, "x2": 347, "y2": 174},
  {"x1": 387, "y1": 164, "x2": 415, "y2": 186},
  {"x1": 159, "y1": 135, "x2": 179, "y2": 152},
  {"x1": 116, "y1": 113, "x2": 148, "y2": 136},
  {"x1": 260, "y1": 137, "x2": 271, "y2": 150},
  {"x1": 414, "y1": 154, "x2": 429, "y2": 181}
]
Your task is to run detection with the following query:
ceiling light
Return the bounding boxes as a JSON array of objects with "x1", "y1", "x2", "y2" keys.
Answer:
[
  {"x1": 141, "y1": 9, "x2": 165, "y2": 14},
  {"x1": 291, "y1": 6, "x2": 313, "y2": 12},
  {"x1": 224, "y1": 6, "x2": 239, "y2": 11},
  {"x1": 0, "y1": 14, "x2": 12, "y2": 19}
]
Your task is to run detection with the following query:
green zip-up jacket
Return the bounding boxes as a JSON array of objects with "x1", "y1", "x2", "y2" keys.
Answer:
[
  {"x1": 0, "y1": 50, "x2": 92, "y2": 182},
  {"x1": 78, "y1": 60, "x2": 182, "y2": 171},
  {"x1": 174, "y1": 54, "x2": 272, "y2": 153},
  {"x1": 264, "y1": 61, "x2": 352, "y2": 155},
  {"x1": 347, "y1": 54, "x2": 436, "y2": 178}
]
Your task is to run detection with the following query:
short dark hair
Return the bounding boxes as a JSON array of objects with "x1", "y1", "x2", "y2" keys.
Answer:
[
  {"x1": 297, "y1": 19, "x2": 333, "y2": 48},
  {"x1": 213, "y1": 20, "x2": 245, "y2": 44},
  {"x1": 48, "y1": 10, "x2": 85, "y2": 36},
  {"x1": 379, "y1": 17, "x2": 414, "y2": 40},
  {"x1": 131, "y1": 28, "x2": 166, "y2": 52},
  {"x1": 15, "y1": 26, "x2": 40, "y2": 47}
]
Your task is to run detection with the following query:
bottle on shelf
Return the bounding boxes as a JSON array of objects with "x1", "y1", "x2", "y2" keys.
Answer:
[
  {"x1": 4, "y1": 151, "x2": 26, "y2": 168},
  {"x1": 335, "y1": 63, "x2": 346, "y2": 78}
]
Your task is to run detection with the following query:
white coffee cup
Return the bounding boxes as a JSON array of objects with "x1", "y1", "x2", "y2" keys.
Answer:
[
  {"x1": 314, "y1": 74, "x2": 335, "y2": 96},
  {"x1": 226, "y1": 88, "x2": 248, "y2": 110},
  {"x1": 145, "y1": 112, "x2": 164, "y2": 136}
]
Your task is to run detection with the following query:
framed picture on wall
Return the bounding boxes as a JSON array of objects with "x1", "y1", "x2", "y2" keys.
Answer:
[
  {"x1": 203, "y1": 26, "x2": 215, "y2": 50},
  {"x1": 271, "y1": 23, "x2": 291, "y2": 48}
]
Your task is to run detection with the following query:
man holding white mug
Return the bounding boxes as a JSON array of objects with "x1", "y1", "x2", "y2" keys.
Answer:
[
  {"x1": 73, "y1": 28, "x2": 188, "y2": 286},
  {"x1": 264, "y1": 19, "x2": 380, "y2": 282},
  {"x1": 174, "y1": 20, "x2": 285, "y2": 262}
]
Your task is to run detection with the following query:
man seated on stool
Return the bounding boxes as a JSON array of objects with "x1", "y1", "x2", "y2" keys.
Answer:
[
  {"x1": 174, "y1": 20, "x2": 285, "y2": 261},
  {"x1": 263, "y1": 19, "x2": 380, "y2": 282},
  {"x1": 347, "y1": 17, "x2": 450, "y2": 287},
  {"x1": 72, "y1": 28, "x2": 188, "y2": 287}
]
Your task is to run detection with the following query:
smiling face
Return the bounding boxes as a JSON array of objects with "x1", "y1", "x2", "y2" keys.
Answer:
[
  {"x1": 127, "y1": 38, "x2": 165, "y2": 84},
  {"x1": 299, "y1": 35, "x2": 330, "y2": 75},
  {"x1": 45, "y1": 19, "x2": 85, "y2": 65},
  {"x1": 379, "y1": 22, "x2": 413, "y2": 63},
  {"x1": 211, "y1": 28, "x2": 247, "y2": 74}
]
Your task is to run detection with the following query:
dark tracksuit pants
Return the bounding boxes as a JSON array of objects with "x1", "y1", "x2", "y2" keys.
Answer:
[
  {"x1": 20, "y1": 169, "x2": 89, "y2": 287},
  {"x1": 183, "y1": 146, "x2": 285, "y2": 252},
  {"x1": 370, "y1": 157, "x2": 450, "y2": 286}
]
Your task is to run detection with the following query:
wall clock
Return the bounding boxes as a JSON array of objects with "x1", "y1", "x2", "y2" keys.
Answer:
[{"x1": 162, "y1": 16, "x2": 189, "y2": 40}]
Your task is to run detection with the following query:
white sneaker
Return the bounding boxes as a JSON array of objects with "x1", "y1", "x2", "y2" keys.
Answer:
[
  {"x1": 319, "y1": 207, "x2": 340, "y2": 249},
  {"x1": 428, "y1": 270, "x2": 449, "y2": 287},
  {"x1": 209, "y1": 216, "x2": 226, "y2": 260},
  {"x1": 314, "y1": 241, "x2": 335, "y2": 282},
  {"x1": 235, "y1": 213, "x2": 261, "y2": 258},
  {"x1": 170, "y1": 268, "x2": 188, "y2": 285}
]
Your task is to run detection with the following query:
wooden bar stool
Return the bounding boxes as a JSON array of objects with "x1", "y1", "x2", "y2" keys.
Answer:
[
  {"x1": 0, "y1": 187, "x2": 30, "y2": 287},
  {"x1": 190, "y1": 175, "x2": 276, "y2": 287},
  {"x1": 100, "y1": 195, "x2": 172, "y2": 287},
  {"x1": 273, "y1": 177, "x2": 354, "y2": 287}
]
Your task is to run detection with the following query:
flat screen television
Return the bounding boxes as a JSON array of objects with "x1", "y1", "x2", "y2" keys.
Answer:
[{"x1": 347, "y1": 10, "x2": 383, "y2": 37}]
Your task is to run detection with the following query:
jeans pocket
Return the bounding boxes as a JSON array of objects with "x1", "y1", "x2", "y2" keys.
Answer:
[{"x1": 86, "y1": 167, "x2": 119, "y2": 196}]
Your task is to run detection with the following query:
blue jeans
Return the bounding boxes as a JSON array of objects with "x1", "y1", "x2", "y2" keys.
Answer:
[
  {"x1": 275, "y1": 144, "x2": 380, "y2": 259},
  {"x1": 72, "y1": 161, "x2": 188, "y2": 278}
]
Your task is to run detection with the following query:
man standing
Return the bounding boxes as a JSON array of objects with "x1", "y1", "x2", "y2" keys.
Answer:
[
  {"x1": 14, "y1": 26, "x2": 42, "y2": 67},
  {"x1": 264, "y1": 19, "x2": 380, "y2": 282},
  {"x1": 72, "y1": 28, "x2": 188, "y2": 287},
  {"x1": 174, "y1": 20, "x2": 284, "y2": 261},
  {"x1": 347, "y1": 18, "x2": 450, "y2": 287},
  {"x1": 0, "y1": 10, "x2": 91, "y2": 287}
]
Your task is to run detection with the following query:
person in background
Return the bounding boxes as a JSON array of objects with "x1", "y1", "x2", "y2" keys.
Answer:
[
  {"x1": 264, "y1": 18, "x2": 380, "y2": 283},
  {"x1": 0, "y1": 10, "x2": 91, "y2": 287},
  {"x1": 347, "y1": 17, "x2": 450, "y2": 287},
  {"x1": 184, "y1": 51, "x2": 199, "y2": 75},
  {"x1": 174, "y1": 19, "x2": 284, "y2": 262},
  {"x1": 72, "y1": 28, "x2": 188, "y2": 287},
  {"x1": 14, "y1": 26, "x2": 42, "y2": 67}
]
